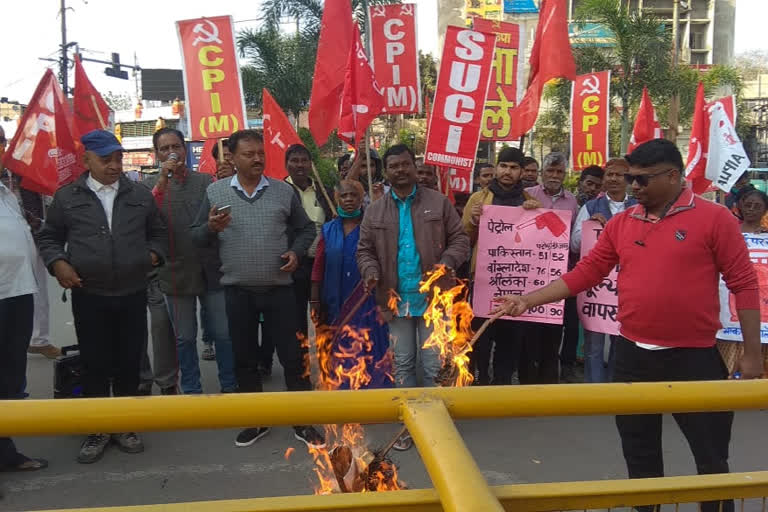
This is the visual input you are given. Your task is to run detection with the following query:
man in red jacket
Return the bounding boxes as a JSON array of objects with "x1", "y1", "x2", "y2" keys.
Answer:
[{"x1": 494, "y1": 139, "x2": 761, "y2": 512}]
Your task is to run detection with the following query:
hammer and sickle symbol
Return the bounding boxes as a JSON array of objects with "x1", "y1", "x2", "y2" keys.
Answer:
[
  {"x1": 372, "y1": 5, "x2": 386, "y2": 17},
  {"x1": 579, "y1": 75, "x2": 601, "y2": 96},
  {"x1": 192, "y1": 19, "x2": 222, "y2": 46},
  {"x1": 400, "y1": 4, "x2": 414, "y2": 16}
]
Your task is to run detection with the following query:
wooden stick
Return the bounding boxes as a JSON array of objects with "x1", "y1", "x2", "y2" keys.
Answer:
[
  {"x1": 216, "y1": 139, "x2": 224, "y2": 165},
  {"x1": 311, "y1": 162, "x2": 337, "y2": 216},
  {"x1": 380, "y1": 425, "x2": 408, "y2": 458},
  {"x1": 364, "y1": 129, "x2": 374, "y2": 200},
  {"x1": 468, "y1": 309, "x2": 506, "y2": 349},
  {"x1": 91, "y1": 96, "x2": 107, "y2": 129}
]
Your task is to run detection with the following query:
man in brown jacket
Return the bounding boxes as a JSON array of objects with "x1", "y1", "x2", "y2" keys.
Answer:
[{"x1": 357, "y1": 144, "x2": 469, "y2": 448}]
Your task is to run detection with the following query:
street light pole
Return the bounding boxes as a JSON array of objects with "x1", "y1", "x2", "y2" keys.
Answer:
[
  {"x1": 667, "y1": 0, "x2": 681, "y2": 143},
  {"x1": 60, "y1": 0, "x2": 69, "y2": 96}
]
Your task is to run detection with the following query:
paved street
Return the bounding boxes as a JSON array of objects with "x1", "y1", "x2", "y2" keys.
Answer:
[{"x1": 2, "y1": 277, "x2": 768, "y2": 511}]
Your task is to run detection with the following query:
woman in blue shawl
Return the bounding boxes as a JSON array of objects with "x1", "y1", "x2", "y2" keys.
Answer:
[{"x1": 311, "y1": 180, "x2": 392, "y2": 389}]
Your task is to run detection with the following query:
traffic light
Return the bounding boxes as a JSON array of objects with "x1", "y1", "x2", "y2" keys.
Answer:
[{"x1": 105, "y1": 53, "x2": 129, "y2": 80}]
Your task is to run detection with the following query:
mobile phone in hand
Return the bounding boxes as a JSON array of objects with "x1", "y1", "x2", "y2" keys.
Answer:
[{"x1": 217, "y1": 205, "x2": 232, "y2": 215}]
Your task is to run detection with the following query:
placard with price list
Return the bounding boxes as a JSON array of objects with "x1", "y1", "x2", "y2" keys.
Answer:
[{"x1": 472, "y1": 205, "x2": 572, "y2": 324}]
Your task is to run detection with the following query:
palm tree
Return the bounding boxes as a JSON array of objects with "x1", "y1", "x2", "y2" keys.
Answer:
[{"x1": 573, "y1": 0, "x2": 673, "y2": 152}]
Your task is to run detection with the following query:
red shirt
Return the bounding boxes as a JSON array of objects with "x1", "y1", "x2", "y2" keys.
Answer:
[{"x1": 562, "y1": 187, "x2": 759, "y2": 348}]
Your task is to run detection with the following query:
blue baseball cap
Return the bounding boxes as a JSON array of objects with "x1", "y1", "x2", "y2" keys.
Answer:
[{"x1": 81, "y1": 130, "x2": 124, "y2": 157}]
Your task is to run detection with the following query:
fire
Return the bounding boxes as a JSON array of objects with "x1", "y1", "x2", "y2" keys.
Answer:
[
  {"x1": 303, "y1": 303, "x2": 402, "y2": 494},
  {"x1": 419, "y1": 265, "x2": 475, "y2": 387},
  {"x1": 284, "y1": 447, "x2": 295, "y2": 461},
  {"x1": 300, "y1": 265, "x2": 475, "y2": 494},
  {"x1": 386, "y1": 289, "x2": 401, "y2": 317}
]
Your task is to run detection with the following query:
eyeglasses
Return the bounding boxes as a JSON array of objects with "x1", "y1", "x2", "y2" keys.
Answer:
[{"x1": 624, "y1": 169, "x2": 674, "y2": 187}]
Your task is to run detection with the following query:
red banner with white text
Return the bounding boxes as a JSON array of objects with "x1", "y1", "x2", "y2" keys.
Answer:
[
  {"x1": 1, "y1": 70, "x2": 84, "y2": 195},
  {"x1": 263, "y1": 89, "x2": 302, "y2": 179},
  {"x1": 177, "y1": 16, "x2": 247, "y2": 140},
  {"x1": 369, "y1": 3, "x2": 421, "y2": 114},
  {"x1": 424, "y1": 26, "x2": 496, "y2": 171},
  {"x1": 570, "y1": 71, "x2": 610, "y2": 171},
  {"x1": 473, "y1": 18, "x2": 524, "y2": 141}
]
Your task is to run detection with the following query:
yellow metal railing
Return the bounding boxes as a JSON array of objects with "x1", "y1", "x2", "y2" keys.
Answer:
[{"x1": 5, "y1": 381, "x2": 768, "y2": 512}]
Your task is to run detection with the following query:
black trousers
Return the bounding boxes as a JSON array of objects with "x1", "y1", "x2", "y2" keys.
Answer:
[
  {"x1": 470, "y1": 317, "x2": 523, "y2": 385},
  {"x1": 518, "y1": 323, "x2": 562, "y2": 384},
  {"x1": 560, "y1": 296, "x2": 579, "y2": 365},
  {"x1": 72, "y1": 289, "x2": 147, "y2": 398},
  {"x1": 613, "y1": 337, "x2": 734, "y2": 512},
  {"x1": 0, "y1": 294, "x2": 33, "y2": 467},
  {"x1": 292, "y1": 258, "x2": 313, "y2": 340},
  {"x1": 225, "y1": 286, "x2": 310, "y2": 393}
]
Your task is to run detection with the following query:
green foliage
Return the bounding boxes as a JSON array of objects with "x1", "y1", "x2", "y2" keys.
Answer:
[
  {"x1": 419, "y1": 51, "x2": 438, "y2": 101},
  {"x1": 563, "y1": 172, "x2": 580, "y2": 193},
  {"x1": 733, "y1": 50, "x2": 768, "y2": 81},
  {"x1": 238, "y1": 27, "x2": 315, "y2": 116},
  {"x1": 298, "y1": 127, "x2": 340, "y2": 188}
]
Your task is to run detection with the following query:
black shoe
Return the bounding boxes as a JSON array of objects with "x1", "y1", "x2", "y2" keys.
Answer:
[
  {"x1": 160, "y1": 386, "x2": 178, "y2": 395},
  {"x1": 136, "y1": 386, "x2": 152, "y2": 396},
  {"x1": 235, "y1": 427, "x2": 270, "y2": 447},
  {"x1": 257, "y1": 362, "x2": 272, "y2": 377},
  {"x1": 560, "y1": 363, "x2": 584, "y2": 383},
  {"x1": 294, "y1": 426, "x2": 326, "y2": 449},
  {"x1": 77, "y1": 433, "x2": 110, "y2": 464}
]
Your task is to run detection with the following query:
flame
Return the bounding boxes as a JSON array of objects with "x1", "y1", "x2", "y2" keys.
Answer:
[
  {"x1": 386, "y1": 289, "x2": 401, "y2": 316},
  {"x1": 302, "y1": 301, "x2": 402, "y2": 494},
  {"x1": 284, "y1": 447, "x2": 295, "y2": 461},
  {"x1": 419, "y1": 265, "x2": 476, "y2": 387}
]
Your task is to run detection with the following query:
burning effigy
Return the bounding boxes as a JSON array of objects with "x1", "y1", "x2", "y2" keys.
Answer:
[{"x1": 295, "y1": 265, "x2": 492, "y2": 494}]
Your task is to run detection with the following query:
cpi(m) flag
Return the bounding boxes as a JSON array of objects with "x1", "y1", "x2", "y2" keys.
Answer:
[
  {"x1": 309, "y1": 0, "x2": 354, "y2": 146},
  {"x1": 197, "y1": 138, "x2": 219, "y2": 176},
  {"x1": 369, "y1": 3, "x2": 421, "y2": 113},
  {"x1": 570, "y1": 70, "x2": 610, "y2": 171},
  {"x1": 473, "y1": 18, "x2": 525, "y2": 141},
  {"x1": 2, "y1": 70, "x2": 84, "y2": 195},
  {"x1": 263, "y1": 89, "x2": 302, "y2": 179},
  {"x1": 506, "y1": 0, "x2": 575, "y2": 141},
  {"x1": 424, "y1": 26, "x2": 496, "y2": 171},
  {"x1": 177, "y1": 16, "x2": 247, "y2": 140},
  {"x1": 685, "y1": 82, "x2": 708, "y2": 193},
  {"x1": 73, "y1": 54, "x2": 113, "y2": 135},
  {"x1": 627, "y1": 87, "x2": 662, "y2": 153},
  {"x1": 338, "y1": 24, "x2": 386, "y2": 146}
]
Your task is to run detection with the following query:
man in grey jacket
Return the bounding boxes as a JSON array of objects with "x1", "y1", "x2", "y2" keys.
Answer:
[
  {"x1": 37, "y1": 130, "x2": 166, "y2": 464},
  {"x1": 145, "y1": 128, "x2": 235, "y2": 395},
  {"x1": 191, "y1": 129, "x2": 324, "y2": 449}
]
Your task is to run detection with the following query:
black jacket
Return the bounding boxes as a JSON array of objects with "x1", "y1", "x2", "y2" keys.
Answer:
[{"x1": 37, "y1": 173, "x2": 167, "y2": 296}]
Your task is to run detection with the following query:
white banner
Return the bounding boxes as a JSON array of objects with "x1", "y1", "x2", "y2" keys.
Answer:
[{"x1": 717, "y1": 233, "x2": 768, "y2": 343}]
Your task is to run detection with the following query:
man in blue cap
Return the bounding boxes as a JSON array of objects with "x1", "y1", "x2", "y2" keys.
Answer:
[{"x1": 37, "y1": 130, "x2": 167, "y2": 464}]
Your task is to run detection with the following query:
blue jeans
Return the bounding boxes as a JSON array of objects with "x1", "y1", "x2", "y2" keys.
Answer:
[
  {"x1": 165, "y1": 290, "x2": 236, "y2": 393},
  {"x1": 583, "y1": 330, "x2": 617, "y2": 383},
  {"x1": 388, "y1": 316, "x2": 440, "y2": 388}
]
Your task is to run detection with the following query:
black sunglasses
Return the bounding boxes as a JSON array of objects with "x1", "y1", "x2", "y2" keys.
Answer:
[{"x1": 624, "y1": 169, "x2": 674, "y2": 187}]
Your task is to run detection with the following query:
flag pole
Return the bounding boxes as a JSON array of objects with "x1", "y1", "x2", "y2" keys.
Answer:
[
  {"x1": 91, "y1": 96, "x2": 107, "y2": 129},
  {"x1": 364, "y1": 129, "x2": 374, "y2": 200},
  {"x1": 312, "y1": 162, "x2": 338, "y2": 215},
  {"x1": 216, "y1": 139, "x2": 224, "y2": 165}
]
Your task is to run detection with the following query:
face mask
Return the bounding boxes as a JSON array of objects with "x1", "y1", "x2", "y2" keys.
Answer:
[{"x1": 337, "y1": 205, "x2": 362, "y2": 219}]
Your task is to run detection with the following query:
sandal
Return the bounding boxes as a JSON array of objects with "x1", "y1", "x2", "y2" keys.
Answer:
[
  {"x1": 1, "y1": 456, "x2": 48, "y2": 472},
  {"x1": 392, "y1": 432, "x2": 413, "y2": 451}
]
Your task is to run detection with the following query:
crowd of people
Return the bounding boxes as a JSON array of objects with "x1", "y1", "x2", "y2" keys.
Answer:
[{"x1": 0, "y1": 127, "x2": 763, "y2": 512}]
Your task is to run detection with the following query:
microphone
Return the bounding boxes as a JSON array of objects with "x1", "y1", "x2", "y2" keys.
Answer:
[{"x1": 166, "y1": 153, "x2": 179, "y2": 177}]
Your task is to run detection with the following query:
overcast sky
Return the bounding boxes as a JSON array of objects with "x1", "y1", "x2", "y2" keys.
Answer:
[{"x1": 2, "y1": 0, "x2": 765, "y2": 105}]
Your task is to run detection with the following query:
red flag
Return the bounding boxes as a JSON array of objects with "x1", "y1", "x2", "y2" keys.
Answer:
[
  {"x1": 308, "y1": 0, "x2": 354, "y2": 146},
  {"x1": 338, "y1": 24, "x2": 386, "y2": 145},
  {"x1": 73, "y1": 55, "x2": 113, "y2": 135},
  {"x1": 1, "y1": 70, "x2": 84, "y2": 195},
  {"x1": 627, "y1": 87, "x2": 662, "y2": 153},
  {"x1": 685, "y1": 82, "x2": 708, "y2": 194},
  {"x1": 506, "y1": 0, "x2": 575, "y2": 141},
  {"x1": 197, "y1": 138, "x2": 219, "y2": 176},
  {"x1": 263, "y1": 89, "x2": 303, "y2": 179}
]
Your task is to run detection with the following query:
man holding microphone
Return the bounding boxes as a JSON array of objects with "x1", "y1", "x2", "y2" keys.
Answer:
[{"x1": 145, "y1": 128, "x2": 235, "y2": 395}]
